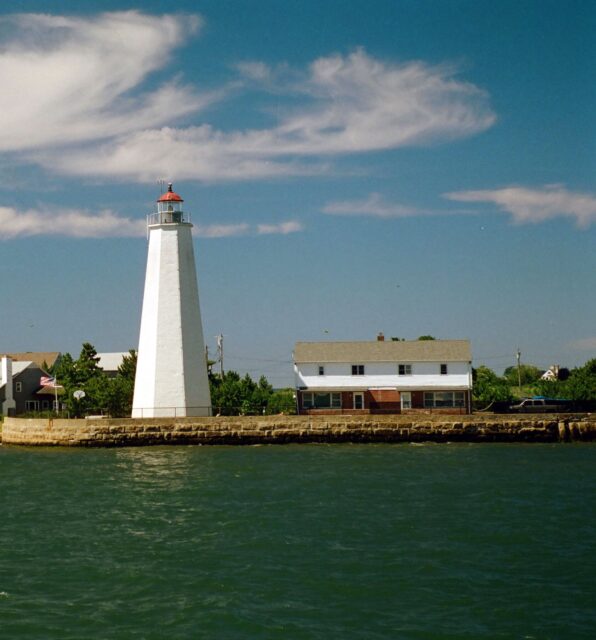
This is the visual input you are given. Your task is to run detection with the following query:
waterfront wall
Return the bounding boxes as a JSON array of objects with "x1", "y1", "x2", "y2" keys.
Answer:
[{"x1": 1, "y1": 415, "x2": 595, "y2": 446}]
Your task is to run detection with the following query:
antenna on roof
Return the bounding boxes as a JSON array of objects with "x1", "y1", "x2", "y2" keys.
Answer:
[{"x1": 157, "y1": 178, "x2": 166, "y2": 195}]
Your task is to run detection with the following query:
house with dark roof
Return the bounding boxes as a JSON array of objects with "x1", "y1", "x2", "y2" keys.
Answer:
[
  {"x1": 293, "y1": 335, "x2": 473, "y2": 415},
  {"x1": 1, "y1": 355, "x2": 63, "y2": 415}
]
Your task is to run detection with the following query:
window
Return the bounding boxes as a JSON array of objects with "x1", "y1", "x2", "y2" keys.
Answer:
[
  {"x1": 353, "y1": 392, "x2": 364, "y2": 410},
  {"x1": 398, "y1": 364, "x2": 412, "y2": 376},
  {"x1": 302, "y1": 392, "x2": 341, "y2": 409},
  {"x1": 423, "y1": 392, "x2": 465, "y2": 408},
  {"x1": 25, "y1": 400, "x2": 40, "y2": 412},
  {"x1": 15, "y1": 381, "x2": 22, "y2": 393},
  {"x1": 440, "y1": 364, "x2": 448, "y2": 375},
  {"x1": 351, "y1": 364, "x2": 365, "y2": 375},
  {"x1": 318, "y1": 365, "x2": 325, "y2": 376},
  {"x1": 42, "y1": 401, "x2": 49, "y2": 410},
  {"x1": 401, "y1": 392, "x2": 412, "y2": 410}
]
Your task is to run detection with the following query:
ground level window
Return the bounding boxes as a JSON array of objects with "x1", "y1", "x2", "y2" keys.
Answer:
[
  {"x1": 353, "y1": 392, "x2": 364, "y2": 410},
  {"x1": 351, "y1": 364, "x2": 365, "y2": 375},
  {"x1": 25, "y1": 400, "x2": 40, "y2": 412},
  {"x1": 302, "y1": 392, "x2": 341, "y2": 409},
  {"x1": 400, "y1": 391, "x2": 412, "y2": 409},
  {"x1": 424, "y1": 391, "x2": 465, "y2": 408},
  {"x1": 398, "y1": 364, "x2": 412, "y2": 376}
]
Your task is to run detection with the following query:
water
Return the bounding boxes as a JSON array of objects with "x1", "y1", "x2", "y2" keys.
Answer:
[{"x1": 1, "y1": 443, "x2": 595, "y2": 639}]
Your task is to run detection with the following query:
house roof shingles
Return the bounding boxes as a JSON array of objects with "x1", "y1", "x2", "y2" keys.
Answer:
[
  {"x1": 2, "y1": 352, "x2": 61, "y2": 368},
  {"x1": 294, "y1": 340, "x2": 471, "y2": 363}
]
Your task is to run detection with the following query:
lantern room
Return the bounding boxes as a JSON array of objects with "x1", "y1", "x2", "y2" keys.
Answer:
[{"x1": 149, "y1": 183, "x2": 188, "y2": 225}]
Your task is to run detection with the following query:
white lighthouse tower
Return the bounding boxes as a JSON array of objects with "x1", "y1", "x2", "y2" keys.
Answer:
[{"x1": 132, "y1": 184, "x2": 212, "y2": 417}]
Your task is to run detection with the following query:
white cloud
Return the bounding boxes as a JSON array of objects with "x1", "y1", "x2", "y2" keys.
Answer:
[
  {"x1": 0, "y1": 11, "x2": 210, "y2": 152},
  {"x1": 195, "y1": 223, "x2": 250, "y2": 238},
  {"x1": 256, "y1": 221, "x2": 303, "y2": 235},
  {"x1": 444, "y1": 185, "x2": 596, "y2": 227},
  {"x1": 323, "y1": 193, "x2": 431, "y2": 218},
  {"x1": 34, "y1": 126, "x2": 326, "y2": 183},
  {"x1": 0, "y1": 206, "x2": 145, "y2": 239},
  {"x1": 31, "y1": 48, "x2": 495, "y2": 182},
  {"x1": 0, "y1": 206, "x2": 303, "y2": 240}
]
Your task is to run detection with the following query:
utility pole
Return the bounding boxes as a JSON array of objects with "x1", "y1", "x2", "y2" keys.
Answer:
[
  {"x1": 216, "y1": 334, "x2": 224, "y2": 377},
  {"x1": 516, "y1": 348, "x2": 522, "y2": 393}
]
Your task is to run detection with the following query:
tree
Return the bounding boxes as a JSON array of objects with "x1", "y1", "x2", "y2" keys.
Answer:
[
  {"x1": 51, "y1": 344, "x2": 137, "y2": 417},
  {"x1": 472, "y1": 366, "x2": 512, "y2": 404},
  {"x1": 503, "y1": 364, "x2": 542, "y2": 387},
  {"x1": 118, "y1": 350, "x2": 137, "y2": 381},
  {"x1": 564, "y1": 359, "x2": 596, "y2": 402},
  {"x1": 417, "y1": 335, "x2": 436, "y2": 341},
  {"x1": 75, "y1": 343, "x2": 103, "y2": 386},
  {"x1": 267, "y1": 389, "x2": 296, "y2": 414},
  {"x1": 209, "y1": 370, "x2": 296, "y2": 416}
]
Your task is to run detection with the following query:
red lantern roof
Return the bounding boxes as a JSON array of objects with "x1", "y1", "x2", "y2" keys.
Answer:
[{"x1": 157, "y1": 183, "x2": 183, "y2": 203}]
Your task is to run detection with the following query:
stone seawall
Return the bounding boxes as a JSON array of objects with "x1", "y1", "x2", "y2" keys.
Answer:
[{"x1": 2, "y1": 415, "x2": 595, "y2": 447}]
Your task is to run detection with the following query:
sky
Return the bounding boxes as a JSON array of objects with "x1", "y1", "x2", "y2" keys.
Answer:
[{"x1": 0, "y1": 0, "x2": 594, "y2": 387}]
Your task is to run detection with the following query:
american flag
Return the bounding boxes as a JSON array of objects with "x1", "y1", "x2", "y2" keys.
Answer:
[{"x1": 40, "y1": 375, "x2": 56, "y2": 387}]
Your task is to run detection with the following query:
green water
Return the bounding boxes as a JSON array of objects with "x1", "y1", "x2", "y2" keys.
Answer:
[{"x1": 1, "y1": 443, "x2": 595, "y2": 639}]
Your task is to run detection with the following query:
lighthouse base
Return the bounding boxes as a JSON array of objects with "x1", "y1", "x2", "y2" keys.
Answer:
[{"x1": 131, "y1": 406, "x2": 212, "y2": 419}]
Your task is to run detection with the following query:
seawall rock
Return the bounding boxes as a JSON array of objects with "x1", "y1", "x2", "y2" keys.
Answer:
[{"x1": 1, "y1": 415, "x2": 595, "y2": 447}]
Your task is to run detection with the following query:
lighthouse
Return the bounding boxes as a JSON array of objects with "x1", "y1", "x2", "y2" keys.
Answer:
[{"x1": 132, "y1": 184, "x2": 212, "y2": 417}]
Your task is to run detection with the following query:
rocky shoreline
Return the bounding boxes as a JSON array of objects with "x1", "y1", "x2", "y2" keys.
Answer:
[{"x1": 1, "y1": 414, "x2": 595, "y2": 446}]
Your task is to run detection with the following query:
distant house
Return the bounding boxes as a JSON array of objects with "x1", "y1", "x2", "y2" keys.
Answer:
[
  {"x1": 97, "y1": 352, "x2": 129, "y2": 378},
  {"x1": 293, "y1": 336, "x2": 472, "y2": 415},
  {"x1": 540, "y1": 365, "x2": 559, "y2": 381},
  {"x1": 0, "y1": 355, "x2": 62, "y2": 415}
]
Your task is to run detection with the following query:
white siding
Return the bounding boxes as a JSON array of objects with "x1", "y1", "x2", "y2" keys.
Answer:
[{"x1": 295, "y1": 361, "x2": 471, "y2": 390}]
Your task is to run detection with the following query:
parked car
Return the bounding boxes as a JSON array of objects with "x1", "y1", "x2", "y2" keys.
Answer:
[{"x1": 509, "y1": 397, "x2": 572, "y2": 413}]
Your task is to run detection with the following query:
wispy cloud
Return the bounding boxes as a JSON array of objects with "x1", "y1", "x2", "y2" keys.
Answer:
[
  {"x1": 256, "y1": 221, "x2": 303, "y2": 235},
  {"x1": 444, "y1": 185, "x2": 596, "y2": 227},
  {"x1": 568, "y1": 337, "x2": 596, "y2": 352},
  {"x1": 0, "y1": 206, "x2": 144, "y2": 239},
  {"x1": 0, "y1": 207, "x2": 303, "y2": 240},
  {"x1": 323, "y1": 193, "x2": 439, "y2": 218},
  {"x1": 27, "y1": 47, "x2": 495, "y2": 182},
  {"x1": 235, "y1": 61, "x2": 274, "y2": 82},
  {"x1": 196, "y1": 223, "x2": 250, "y2": 238},
  {"x1": 0, "y1": 11, "x2": 212, "y2": 153}
]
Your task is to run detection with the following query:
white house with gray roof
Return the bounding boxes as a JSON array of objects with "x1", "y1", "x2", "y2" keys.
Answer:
[{"x1": 293, "y1": 335, "x2": 473, "y2": 414}]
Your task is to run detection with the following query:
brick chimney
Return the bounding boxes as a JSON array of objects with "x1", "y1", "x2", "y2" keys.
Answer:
[{"x1": 377, "y1": 332, "x2": 385, "y2": 341}]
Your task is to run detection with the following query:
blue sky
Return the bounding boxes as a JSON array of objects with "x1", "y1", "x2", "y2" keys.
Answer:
[{"x1": 0, "y1": 0, "x2": 594, "y2": 386}]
